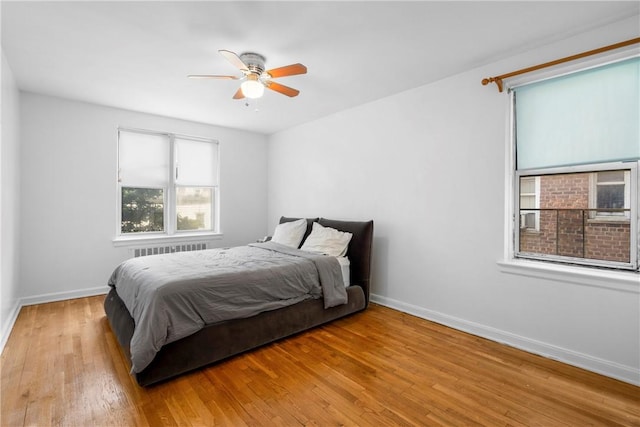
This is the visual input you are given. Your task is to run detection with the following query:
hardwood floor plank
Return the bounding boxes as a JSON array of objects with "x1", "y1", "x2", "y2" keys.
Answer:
[{"x1": 2, "y1": 296, "x2": 639, "y2": 426}]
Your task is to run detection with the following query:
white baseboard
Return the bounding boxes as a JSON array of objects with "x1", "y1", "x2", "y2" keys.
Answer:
[
  {"x1": 370, "y1": 293, "x2": 640, "y2": 386},
  {"x1": 18, "y1": 285, "x2": 109, "y2": 307},
  {"x1": 0, "y1": 286, "x2": 110, "y2": 355},
  {"x1": 0, "y1": 300, "x2": 21, "y2": 354}
]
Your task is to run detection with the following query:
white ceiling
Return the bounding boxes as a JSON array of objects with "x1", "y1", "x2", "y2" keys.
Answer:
[{"x1": 2, "y1": 1, "x2": 638, "y2": 135}]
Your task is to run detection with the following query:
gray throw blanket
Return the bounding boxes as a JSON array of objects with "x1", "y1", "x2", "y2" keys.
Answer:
[{"x1": 108, "y1": 241, "x2": 347, "y2": 373}]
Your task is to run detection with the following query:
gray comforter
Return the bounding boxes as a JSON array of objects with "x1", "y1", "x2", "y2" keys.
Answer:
[{"x1": 107, "y1": 241, "x2": 347, "y2": 373}]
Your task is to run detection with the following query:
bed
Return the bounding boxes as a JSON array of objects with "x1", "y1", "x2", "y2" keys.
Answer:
[{"x1": 103, "y1": 217, "x2": 374, "y2": 386}]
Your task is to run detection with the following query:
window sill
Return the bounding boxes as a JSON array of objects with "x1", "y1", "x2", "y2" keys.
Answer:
[
  {"x1": 520, "y1": 228, "x2": 541, "y2": 234},
  {"x1": 497, "y1": 258, "x2": 639, "y2": 294},
  {"x1": 586, "y1": 217, "x2": 631, "y2": 225},
  {"x1": 113, "y1": 232, "x2": 224, "y2": 248}
]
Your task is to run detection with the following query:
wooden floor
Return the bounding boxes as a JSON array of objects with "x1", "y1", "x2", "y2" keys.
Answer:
[{"x1": 1, "y1": 296, "x2": 639, "y2": 426}]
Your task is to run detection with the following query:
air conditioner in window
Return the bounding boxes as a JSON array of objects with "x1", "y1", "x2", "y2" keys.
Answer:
[{"x1": 520, "y1": 212, "x2": 536, "y2": 229}]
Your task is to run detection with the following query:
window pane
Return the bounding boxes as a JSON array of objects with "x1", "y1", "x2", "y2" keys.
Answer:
[
  {"x1": 520, "y1": 177, "x2": 535, "y2": 194},
  {"x1": 597, "y1": 184, "x2": 625, "y2": 209},
  {"x1": 518, "y1": 171, "x2": 631, "y2": 264},
  {"x1": 597, "y1": 170, "x2": 624, "y2": 183},
  {"x1": 121, "y1": 187, "x2": 164, "y2": 233},
  {"x1": 520, "y1": 194, "x2": 535, "y2": 209},
  {"x1": 176, "y1": 187, "x2": 213, "y2": 231}
]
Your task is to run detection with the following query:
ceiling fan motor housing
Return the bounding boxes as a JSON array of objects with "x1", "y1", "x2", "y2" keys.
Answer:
[{"x1": 239, "y1": 52, "x2": 266, "y2": 75}]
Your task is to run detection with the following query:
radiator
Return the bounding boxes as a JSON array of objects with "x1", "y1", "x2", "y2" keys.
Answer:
[{"x1": 130, "y1": 242, "x2": 208, "y2": 258}]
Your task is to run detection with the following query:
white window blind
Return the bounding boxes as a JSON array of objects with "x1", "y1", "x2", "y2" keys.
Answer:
[
  {"x1": 515, "y1": 57, "x2": 640, "y2": 170},
  {"x1": 175, "y1": 137, "x2": 218, "y2": 186},
  {"x1": 118, "y1": 131, "x2": 169, "y2": 186}
]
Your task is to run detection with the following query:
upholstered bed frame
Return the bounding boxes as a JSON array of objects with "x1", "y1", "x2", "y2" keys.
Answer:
[{"x1": 104, "y1": 217, "x2": 374, "y2": 386}]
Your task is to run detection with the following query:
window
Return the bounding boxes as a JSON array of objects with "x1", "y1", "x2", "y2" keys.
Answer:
[
  {"x1": 591, "y1": 170, "x2": 631, "y2": 219},
  {"x1": 512, "y1": 56, "x2": 639, "y2": 271},
  {"x1": 117, "y1": 129, "x2": 219, "y2": 238}
]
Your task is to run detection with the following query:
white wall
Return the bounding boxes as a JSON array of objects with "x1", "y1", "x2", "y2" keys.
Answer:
[
  {"x1": 267, "y1": 17, "x2": 640, "y2": 384},
  {"x1": 1, "y1": 50, "x2": 21, "y2": 347},
  {"x1": 19, "y1": 93, "x2": 268, "y2": 302}
]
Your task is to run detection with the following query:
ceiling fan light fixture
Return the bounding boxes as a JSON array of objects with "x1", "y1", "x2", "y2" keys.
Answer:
[{"x1": 240, "y1": 75, "x2": 264, "y2": 99}]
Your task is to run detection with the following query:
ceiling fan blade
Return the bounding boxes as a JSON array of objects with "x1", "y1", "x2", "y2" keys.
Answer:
[
  {"x1": 188, "y1": 74, "x2": 240, "y2": 80},
  {"x1": 266, "y1": 63, "x2": 307, "y2": 78},
  {"x1": 232, "y1": 87, "x2": 245, "y2": 99},
  {"x1": 219, "y1": 49, "x2": 249, "y2": 72},
  {"x1": 265, "y1": 81, "x2": 300, "y2": 97}
]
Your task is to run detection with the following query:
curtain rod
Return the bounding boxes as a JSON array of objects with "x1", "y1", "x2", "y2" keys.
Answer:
[{"x1": 481, "y1": 37, "x2": 640, "y2": 92}]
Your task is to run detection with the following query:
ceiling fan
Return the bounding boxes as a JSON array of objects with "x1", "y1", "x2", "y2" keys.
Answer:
[{"x1": 188, "y1": 50, "x2": 307, "y2": 100}]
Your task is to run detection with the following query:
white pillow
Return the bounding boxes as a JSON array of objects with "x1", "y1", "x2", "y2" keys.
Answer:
[
  {"x1": 300, "y1": 222, "x2": 352, "y2": 257},
  {"x1": 271, "y1": 218, "x2": 307, "y2": 248}
]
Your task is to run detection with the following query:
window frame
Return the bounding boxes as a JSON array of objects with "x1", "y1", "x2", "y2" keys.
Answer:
[{"x1": 114, "y1": 127, "x2": 221, "y2": 244}]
